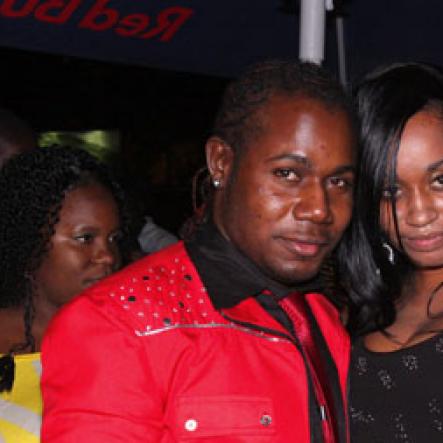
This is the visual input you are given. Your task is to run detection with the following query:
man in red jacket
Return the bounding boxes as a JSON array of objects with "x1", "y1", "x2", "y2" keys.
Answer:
[{"x1": 41, "y1": 60, "x2": 357, "y2": 443}]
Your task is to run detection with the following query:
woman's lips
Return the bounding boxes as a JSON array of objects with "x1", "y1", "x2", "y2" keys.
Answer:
[{"x1": 403, "y1": 233, "x2": 443, "y2": 252}]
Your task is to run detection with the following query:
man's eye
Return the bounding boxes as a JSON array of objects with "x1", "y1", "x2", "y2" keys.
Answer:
[
  {"x1": 432, "y1": 174, "x2": 443, "y2": 187},
  {"x1": 329, "y1": 176, "x2": 353, "y2": 189},
  {"x1": 273, "y1": 168, "x2": 300, "y2": 181}
]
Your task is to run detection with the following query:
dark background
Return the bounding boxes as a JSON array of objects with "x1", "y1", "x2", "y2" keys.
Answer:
[
  {"x1": 1, "y1": 0, "x2": 443, "y2": 233},
  {"x1": 0, "y1": 47, "x2": 228, "y2": 233}
]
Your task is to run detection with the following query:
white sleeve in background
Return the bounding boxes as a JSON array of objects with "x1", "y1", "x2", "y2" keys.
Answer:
[{"x1": 137, "y1": 216, "x2": 178, "y2": 254}]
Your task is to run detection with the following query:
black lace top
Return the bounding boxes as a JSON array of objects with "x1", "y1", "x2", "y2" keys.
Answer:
[{"x1": 350, "y1": 333, "x2": 443, "y2": 443}]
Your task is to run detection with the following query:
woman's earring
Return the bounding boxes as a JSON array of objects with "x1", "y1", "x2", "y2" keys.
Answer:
[
  {"x1": 382, "y1": 242, "x2": 396, "y2": 264},
  {"x1": 212, "y1": 178, "x2": 221, "y2": 188}
]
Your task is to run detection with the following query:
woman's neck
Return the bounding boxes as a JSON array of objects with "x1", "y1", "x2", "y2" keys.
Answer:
[
  {"x1": 400, "y1": 267, "x2": 443, "y2": 309},
  {"x1": 365, "y1": 267, "x2": 443, "y2": 352},
  {"x1": 31, "y1": 295, "x2": 60, "y2": 351},
  {"x1": 0, "y1": 306, "x2": 31, "y2": 354},
  {"x1": 0, "y1": 295, "x2": 58, "y2": 354}
]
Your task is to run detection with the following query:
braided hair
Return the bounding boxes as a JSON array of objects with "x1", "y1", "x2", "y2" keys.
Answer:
[
  {"x1": 213, "y1": 59, "x2": 357, "y2": 157},
  {"x1": 0, "y1": 145, "x2": 131, "y2": 392},
  {"x1": 181, "y1": 60, "x2": 356, "y2": 305},
  {"x1": 182, "y1": 60, "x2": 357, "y2": 238}
]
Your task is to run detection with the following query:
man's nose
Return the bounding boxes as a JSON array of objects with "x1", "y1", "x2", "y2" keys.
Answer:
[{"x1": 293, "y1": 182, "x2": 332, "y2": 223}]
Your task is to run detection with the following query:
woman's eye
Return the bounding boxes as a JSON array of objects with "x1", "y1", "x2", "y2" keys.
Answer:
[
  {"x1": 75, "y1": 233, "x2": 94, "y2": 243},
  {"x1": 382, "y1": 186, "x2": 400, "y2": 199},
  {"x1": 109, "y1": 231, "x2": 123, "y2": 243},
  {"x1": 274, "y1": 168, "x2": 300, "y2": 181}
]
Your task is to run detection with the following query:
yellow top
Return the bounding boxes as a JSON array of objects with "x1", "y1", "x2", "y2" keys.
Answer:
[{"x1": 0, "y1": 353, "x2": 42, "y2": 443}]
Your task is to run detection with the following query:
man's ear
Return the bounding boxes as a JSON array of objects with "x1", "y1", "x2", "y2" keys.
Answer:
[{"x1": 205, "y1": 137, "x2": 234, "y2": 188}]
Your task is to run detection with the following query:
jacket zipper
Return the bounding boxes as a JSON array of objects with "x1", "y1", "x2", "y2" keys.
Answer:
[{"x1": 219, "y1": 309, "x2": 336, "y2": 443}]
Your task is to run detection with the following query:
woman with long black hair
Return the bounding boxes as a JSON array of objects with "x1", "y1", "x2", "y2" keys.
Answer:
[{"x1": 341, "y1": 63, "x2": 443, "y2": 442}]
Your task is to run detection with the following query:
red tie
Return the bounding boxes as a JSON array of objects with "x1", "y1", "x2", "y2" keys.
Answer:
[{"x1": 278, "y1": 293, "x2": 337, "y2": 443}]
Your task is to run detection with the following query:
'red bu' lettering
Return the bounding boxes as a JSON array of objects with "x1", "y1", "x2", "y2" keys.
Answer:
[{"x1": 0, "y1": 0, "x2": 194, "y2": 41}]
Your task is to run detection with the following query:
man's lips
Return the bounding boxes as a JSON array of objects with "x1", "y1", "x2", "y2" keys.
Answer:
[
  {"x1": 278, "y1": 235, "x2": 329, "y2": 257},
  {"x1": 403, "y1": 232, "x2": 443, "y2": 252}
]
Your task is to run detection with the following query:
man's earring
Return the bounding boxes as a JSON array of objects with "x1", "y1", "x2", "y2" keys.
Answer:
[
  {"x1": 212, "y1": 178, "x2": 221, "y2": 188},
  {"x1": 382, "y1": 242, "x2": 396, "y2": 264}
]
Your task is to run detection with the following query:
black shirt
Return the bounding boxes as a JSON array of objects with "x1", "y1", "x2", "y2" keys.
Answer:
[
  {"x1": 185, "y1": 220, "x2": 321, "y2": 329},
  {"x1": 350, "y1": 334, "x2": 443, "y2": 443}
]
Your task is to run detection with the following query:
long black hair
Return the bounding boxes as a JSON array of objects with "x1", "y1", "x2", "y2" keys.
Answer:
[
  {"x1": 339, "y1": 62, "x2": 443, "y2": 336},
  {"x1": 0, "y1": 145, "x2": 131, "y2": 392}
]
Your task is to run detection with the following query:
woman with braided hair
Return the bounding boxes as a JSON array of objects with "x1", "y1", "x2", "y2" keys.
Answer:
[{"x1": 0, "y1": 145, "x2": 131, "y2": 442}]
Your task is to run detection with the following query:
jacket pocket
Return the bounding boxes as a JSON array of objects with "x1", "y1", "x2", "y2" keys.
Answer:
[{"x1": 171, "y1": 395, "x2": 276, "y2": 441}]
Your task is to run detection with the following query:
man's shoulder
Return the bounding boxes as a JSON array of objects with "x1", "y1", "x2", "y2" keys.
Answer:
[
  {"x1": 55, "y1": 241, "x2": 218, "y2": 335},
  {"x1": 86, "y1": 241, "x2": 190, "y2": 295},
  {"x1": 88, "y1": 240, "x2": 199, "y2": 302}
]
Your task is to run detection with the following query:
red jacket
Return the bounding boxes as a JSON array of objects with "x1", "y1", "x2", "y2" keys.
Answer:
[{"x1": 41, "y1": 242, "x2": 350, "y2": 442}]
